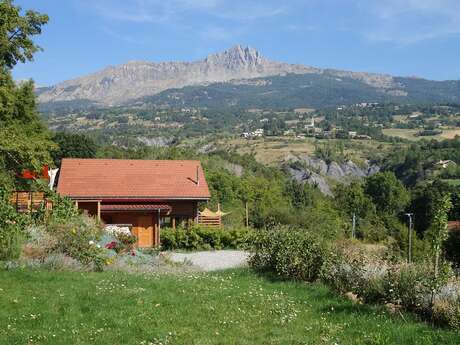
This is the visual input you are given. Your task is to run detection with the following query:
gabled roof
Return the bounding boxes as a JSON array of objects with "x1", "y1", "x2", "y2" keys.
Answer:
[{"x1": 57, "y1": 159, "x2": 210, "y2": 200}]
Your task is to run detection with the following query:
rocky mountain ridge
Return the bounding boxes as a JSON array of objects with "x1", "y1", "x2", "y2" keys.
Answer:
[
  {"x1": 37, "y1": 45, "x2": 401, "y2": 107},
  {"x1": 285, "y1": 153, "x2": 380, "y2": 195}
]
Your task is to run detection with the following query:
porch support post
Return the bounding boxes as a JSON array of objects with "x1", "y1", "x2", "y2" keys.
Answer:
[
  {"x1": 157, "y1": 208, "x2": 161, "y2": 246},
  {"x1": 97, "y1": 201, "x2": 101, "y2": 221}
]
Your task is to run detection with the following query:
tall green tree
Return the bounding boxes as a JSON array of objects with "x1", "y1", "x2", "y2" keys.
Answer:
[
  {"x1": 0, "y1": 0, "x2": 53, "y2": 188},
  {"x1": 364, "y1": 172, "x2": 410, "y2": 215},
  {"x1": 0, "y1": 0, "x2": 48, "y2": 68},
  {"x1": 334, "y1": 182, "x2": 374, "y2": 219},
  {"x1": 52, "y1": 132, "x2": 98, "y2": 166}
]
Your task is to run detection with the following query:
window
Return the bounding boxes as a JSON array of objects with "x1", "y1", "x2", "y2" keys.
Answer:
[{"x1": 160, "y1": 216, "x2": 172, "y2": 227}]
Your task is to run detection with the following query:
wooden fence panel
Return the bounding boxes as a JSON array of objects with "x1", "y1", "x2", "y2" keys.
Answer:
[{"x1": 10, "y1": 191, "x2": 52, "y2": 213}]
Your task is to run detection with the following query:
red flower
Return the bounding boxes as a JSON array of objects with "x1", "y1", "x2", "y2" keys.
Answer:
[
  {"x1": 130, "y1": 251, "x2": 136, "y2": 256},
  {"x1": 105, "y1": 241, "x2": 118, "y2": 250}
]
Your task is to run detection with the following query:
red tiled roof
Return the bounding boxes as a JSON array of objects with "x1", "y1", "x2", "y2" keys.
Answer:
[
  {"x1": 57, "y1": 159, "x2": 210, "y2": 200},
  {"x1": 100, "y1": 204, "x2": 172, "y2": 212}
]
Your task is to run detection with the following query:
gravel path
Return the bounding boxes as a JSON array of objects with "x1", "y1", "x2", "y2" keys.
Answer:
[{"x1": 167, "y1": 250, "x2": 250, "y2": 271}]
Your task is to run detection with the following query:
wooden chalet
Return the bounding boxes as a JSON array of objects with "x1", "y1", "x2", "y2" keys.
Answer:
[{"x1": 56, "y1": 158, "x2": 211, "y2": 247}]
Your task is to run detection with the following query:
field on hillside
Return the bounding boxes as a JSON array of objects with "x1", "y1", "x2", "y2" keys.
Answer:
[
  {"x1": 1, "y1": 269, "x2": 459, "y2": 345},
  {"x1": 383, "y1": 128, "x2": 460, "y2": 141},
  {"x1": 220, "y1": 137, "x2": 394, "y2": 165}
]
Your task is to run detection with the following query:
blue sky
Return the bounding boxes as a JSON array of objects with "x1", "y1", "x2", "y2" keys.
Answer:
[{"x1": 12, "y1": 0, "x2": 460, "y2": 86}]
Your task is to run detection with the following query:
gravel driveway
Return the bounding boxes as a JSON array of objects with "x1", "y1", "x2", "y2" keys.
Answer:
[{"x1": 167, "y1": 250, "x2": 250, "y2": 271}]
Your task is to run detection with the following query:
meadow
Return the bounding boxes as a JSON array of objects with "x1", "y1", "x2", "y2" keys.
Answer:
[
  {"x1": 220, "y1": 137, "x2": 393, "y2": 165},
  {"x1": 1, "y1": 268, "x2": 459, "y2": 345},
  {"x1": 383, "y1": 128, "x2": 460, "y2": 141}
]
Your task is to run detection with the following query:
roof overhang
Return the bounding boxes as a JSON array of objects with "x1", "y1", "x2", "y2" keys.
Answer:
[
  {"x1": 100, "y1": 204, "x2": 172, "y2": 213},
  {"x1": 67, "y1": 196, "x2": 210, "y2": 201}
]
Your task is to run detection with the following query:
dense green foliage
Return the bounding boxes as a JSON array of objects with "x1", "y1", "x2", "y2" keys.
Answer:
[
  {"x1": 51, "y1": 132, "x2": 98, "y2": 166},
  {"x1": 383, "y1": 138, "x2": 460, "y2": 186},
  {"x1": 249, "y1": 226, "x2": 329, "y2": 282},
  {"x1": 160, "y1": 226, "x2": 251, "y2": 251},
  {"x1": 0, "y1": 0, "x2": 53, "y2": 188},
  {"x1": 364, "y1": 172, "x2": 410, "y2": 215},
  {"x1": 0, "y1": 187, "x2": 27, "y2": 259},
  {"x1": 0, "y1": 0, "x2": 48, "y2": 68}
]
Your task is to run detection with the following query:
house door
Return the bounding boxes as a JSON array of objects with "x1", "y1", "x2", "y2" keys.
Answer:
[{"x1": 134, "y1": 214, "x2": 154, "y2": 248}]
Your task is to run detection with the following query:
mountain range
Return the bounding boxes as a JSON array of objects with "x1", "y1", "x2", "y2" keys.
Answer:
[{"x1": 37, "y1": 45, "x2": 460, "y2": 111}]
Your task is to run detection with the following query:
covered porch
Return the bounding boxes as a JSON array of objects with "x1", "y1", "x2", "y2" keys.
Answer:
[{"x1": 75, "y1": 200, "x2": 198, "y2": 247}]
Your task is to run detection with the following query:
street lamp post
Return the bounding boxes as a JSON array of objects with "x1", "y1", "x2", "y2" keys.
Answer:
[{"x1": 405, "y1": 213, "x2": 414, "y2": 263}]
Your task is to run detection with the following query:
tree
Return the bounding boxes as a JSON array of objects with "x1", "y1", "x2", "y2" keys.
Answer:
[
  {"x1": 284, "y1": 179, "x2": 317, "y2": 209},
  {"x1": 0, "y1": 1, "x2": 53, "y2": 188},
  {"x1": 52, "y1": 132, "x2": 98, "y2": 166},
  {"x1": 334, "y1": 182, "x2": 374, "y2": 219},
  {"x1": 425, "y1": 194, "x2": 452, "y2": 309},
  {"x1": 364, "y1": 172, "x2": 410, "y2": 215},
  {"x1": 0, "y1": 0, "x2": 49, "y2": 68}
]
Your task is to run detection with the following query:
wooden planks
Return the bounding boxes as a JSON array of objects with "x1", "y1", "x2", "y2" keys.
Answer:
[
  {"x1": 10, "y1": 191, "x2": 52, "y2": 213},
  {"x1": 198, "y1": 215, "x2": 221, "y2": 228}
]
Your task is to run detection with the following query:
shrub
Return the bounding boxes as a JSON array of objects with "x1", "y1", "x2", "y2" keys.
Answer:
[
  {"x1": 0, "y1": 188, "x2": 28, "y2": 260},
  {"x1": 432, "y1": 297, "x2": 460, "y2": 329},
  {"x1": 385, "y1": 263, "x2": 431, "y2": 310},
  {"x1": 47, "y1": 193, "x2": 79, "y2": 222},
  {"x1": 160, "y1": 226, "x2": 251, "y2": 251},
  {"x1": 40, "y1": 253, "x2": 83, "y2": 271},
  {"x1": 249, "y1": 226, "x2": 329, "y2": 282},
  {"x1": 47, "y1": 215, "x2": 105, "y2": 270},
  {"x1": 22, "y1": 224, "x2": 58, "y2": 261},
  {"x1": 115, "y1": 232, "x2": 137, "y2": 251},
  {"x1": 319, "y1": 241, "x2": 460, "y2": 329},
  {"x1": 322, "y1": 243, "x2": 432, "y2": 307}
]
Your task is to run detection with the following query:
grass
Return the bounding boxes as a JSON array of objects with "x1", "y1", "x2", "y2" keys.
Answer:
[
  {"x1": 1, "y1": 268, "x2": 459, "y2": 345},
  {"x1": 383, "y1": 128, "x2": 460, "y2": 141},
  {"x1": 221, "y1": 137, "x2": 393, "y2": 165}
]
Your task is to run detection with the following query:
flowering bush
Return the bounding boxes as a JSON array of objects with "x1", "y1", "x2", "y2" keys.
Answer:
[
  {"x1": 116, "y1": 232, "x2": 137, "y2": 246},
  {"x1": 47, "y1": 215, "x2": 105, "y2": 271},
  {"x1": 102, "y1": 226, "x2": 137, "y2": 254}
]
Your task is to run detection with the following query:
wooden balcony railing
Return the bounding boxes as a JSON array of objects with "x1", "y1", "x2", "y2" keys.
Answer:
[{"x1": 10, "y1": 191, "x2": 53, "y2": 213}]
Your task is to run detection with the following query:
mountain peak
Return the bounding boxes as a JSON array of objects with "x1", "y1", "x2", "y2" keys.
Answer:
[{"x1": 206, "y1": 45, "x2": 266, "y2": 68}]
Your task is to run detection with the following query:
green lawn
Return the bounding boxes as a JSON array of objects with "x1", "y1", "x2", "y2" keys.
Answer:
[{"x1": 0, "y1": 269, "x2": 459, "y2": 345}]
